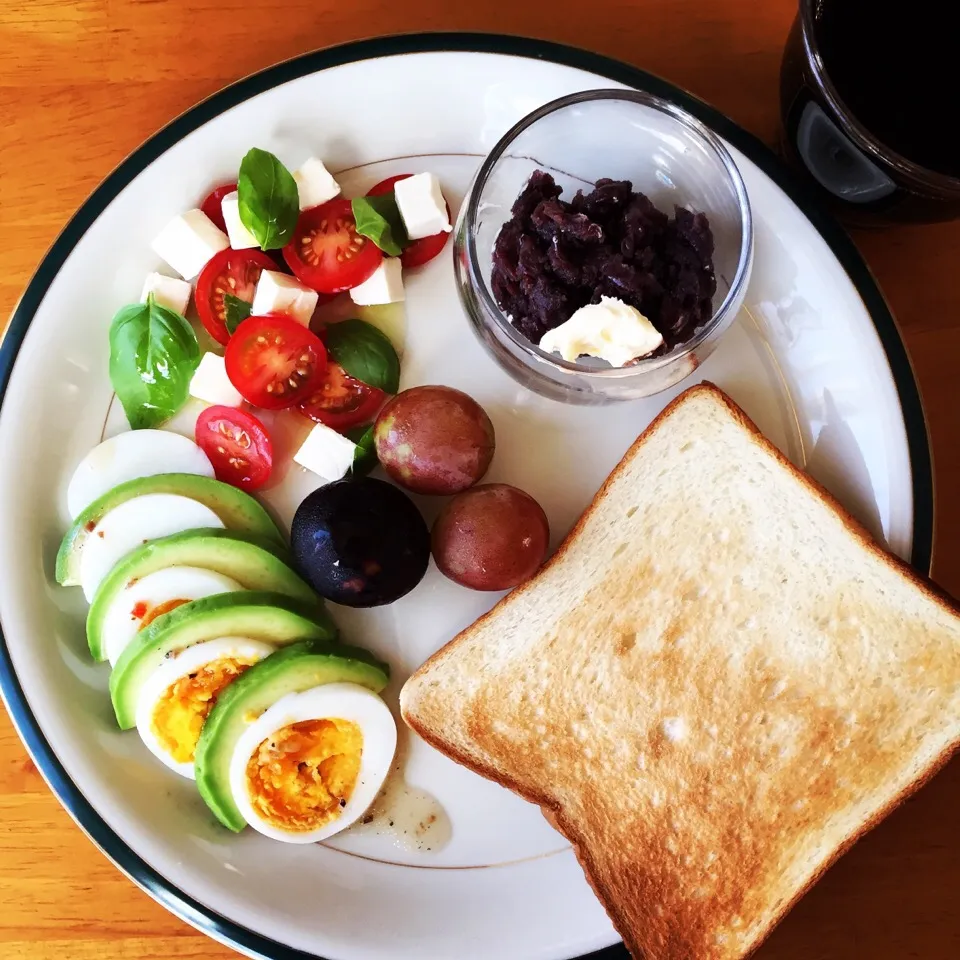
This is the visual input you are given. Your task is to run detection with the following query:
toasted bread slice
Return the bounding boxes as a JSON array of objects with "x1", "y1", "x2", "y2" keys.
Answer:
[{"x1": 400, "y1": 382, "x2": 960, "y2": 960}]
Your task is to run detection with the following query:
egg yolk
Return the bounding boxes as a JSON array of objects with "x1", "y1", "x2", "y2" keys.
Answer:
[
  {"x1": 151, "y1": 657, "x2": 258, "y2": 764},
  {"x1": 132, "y1": 597, "x2": 190, "y2": 631},
  {"x1": 245, "y1": 719, "x2": 363, "y2": 832}
]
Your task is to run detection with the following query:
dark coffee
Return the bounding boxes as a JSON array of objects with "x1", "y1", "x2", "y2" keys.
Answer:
[
  {"x1": 779, "y1": 0, "x2": 960, "y2": 223},
  {"x1": 813, "y1": 1, "x2": 958, "y2": 178}
]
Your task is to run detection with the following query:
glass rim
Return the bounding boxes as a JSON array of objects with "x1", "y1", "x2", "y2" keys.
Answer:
[
  {"x1": 461, "y1": 88, "x2": 754, "y2": 380},
  {"x1": 799, "y1": 0, "x2": 960, "y2": 195}
]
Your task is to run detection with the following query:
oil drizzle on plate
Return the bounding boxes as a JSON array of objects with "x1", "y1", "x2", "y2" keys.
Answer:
[{"x1": 346, "y1": 759, "x2": 451, "y2": 853}]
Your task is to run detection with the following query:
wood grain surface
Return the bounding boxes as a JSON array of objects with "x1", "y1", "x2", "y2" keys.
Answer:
[{"x1": 1, "y1": 1, "x2": 958, "y2": 958}]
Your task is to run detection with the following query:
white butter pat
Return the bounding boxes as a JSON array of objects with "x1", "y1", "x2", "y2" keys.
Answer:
[
  {"x1": 294, "y1": 422, "x2": 357, "y2": 482},
  {"x1": 251, "y1": 270, "x2": 319, "y2": 327},
  {"x1": 394, "y1": 173, "x2": 451, "y2": 240},
  {"x1": 140, "y1": 272, "x2": 191, "y2": 316},
  {"x1": 349, "y1": 258, "x2": 404, "y2": 306},
  {"x1": 293, "y1": 157, "x2": 341, "y2": 210},
  {"x1": 189, "y1": 352, "x2": 244, "y2": 407},
  {"x1": 151, "y1": 208, "x2": 229, "y2": 281},
  {"x1": 539, "y1": 297, "x2": 664, "y2": 367},
  {"x1": 220, "y1": 191, "x2": 259, "y2": 249}
]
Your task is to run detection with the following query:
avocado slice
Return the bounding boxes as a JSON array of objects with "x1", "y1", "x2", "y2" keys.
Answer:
[
  {"x1": 56, "y1": 473, "x2": 285, "y2": 586},
  {"x1": 109, "y1": 592, "x2": 338, "y2": 729},
  {"x1": 87, "y1": 529, "x2": 319, "y2": 661},
  {"x1": 194, "y1": 640, "x2": 390, "y2": 831}
]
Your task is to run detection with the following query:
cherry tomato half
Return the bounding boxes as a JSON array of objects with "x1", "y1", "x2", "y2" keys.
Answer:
[
  {"x1": 224, "y1": 315, "x2": 327, "y2": 410},
  {"x1": 195, "y1": 405, "x2": 273, "y2": 491},
  {"x1": 196, "y1": 248, "x2": 277, "y2": 346},
  {"x1": 298, "y1": 360, "x2": 386, "y2": 432},
  {"x1": 282, "y1": 199, "x2": 382, "y2": 294},
  {"x1": 200, "y1": 182, "x2": 237, "y2": 233},
  {"x1": 367, "y1": 174, "x2": 451, "y2": 269}
]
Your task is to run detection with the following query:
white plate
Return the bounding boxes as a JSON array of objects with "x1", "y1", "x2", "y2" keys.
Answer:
[{"x1": 0, "y1": 34, "x2": 933, "y2": 960}]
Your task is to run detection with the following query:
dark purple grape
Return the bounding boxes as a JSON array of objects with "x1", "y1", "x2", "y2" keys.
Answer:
[{"x1": 291, "y1": 478, "x2": 429, "y2": 607}]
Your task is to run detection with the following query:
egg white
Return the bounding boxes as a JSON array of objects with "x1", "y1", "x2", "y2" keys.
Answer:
[
  {"x1": 228, "y1": 683, "x2": 397, "y2": 844},
  {"x1": 66, "y1": 430, "x2": 214, "y2": 519},
  {"x1": 135, "y1": 637, "x2": 276, "y2": 779},
  {"x1": 102, "y1": 567, "x2": 243, "y2": 666},
  {"x1": 79, "y1": 493, "x2": 225, "y2": 601}
]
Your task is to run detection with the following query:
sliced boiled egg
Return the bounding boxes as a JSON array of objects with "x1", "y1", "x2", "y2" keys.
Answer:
[
  {"x1": 136, "y1": 637, "x2": 276, "y2": 778},
  {"x1": 228, "y1": 683, "x2": 397, "y2": 844},
  {"x1": 67, "y1": 430, "x2": 214, "y2": 519},
  {"x1": 79, "y1": 493, "x2": 225, "y2": 601},
  {"x1": 101, "y1": 567, "x2": 243, "y2": 666}
]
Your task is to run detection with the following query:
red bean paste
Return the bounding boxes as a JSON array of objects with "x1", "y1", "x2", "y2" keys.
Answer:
[{"x1": 491, "y1": 170, "x2": 717, "y2": 353}]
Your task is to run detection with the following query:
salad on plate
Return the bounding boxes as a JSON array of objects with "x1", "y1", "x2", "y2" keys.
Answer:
[{"x1": 57, "y1": 145, "x2": 551, "y2": 847}]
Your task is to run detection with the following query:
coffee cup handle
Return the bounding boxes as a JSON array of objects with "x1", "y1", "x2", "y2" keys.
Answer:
[{"x1": 796, "y1": 101, "x2": 896, "y2": 202}]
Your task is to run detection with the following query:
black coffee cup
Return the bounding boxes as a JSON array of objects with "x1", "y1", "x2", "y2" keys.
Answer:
[{"x1": 779, "y1": 0, "x2": 959, "y2": 224}]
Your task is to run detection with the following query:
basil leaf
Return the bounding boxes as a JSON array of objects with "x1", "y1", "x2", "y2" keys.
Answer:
[
  {"x1": 223, "y1": 293, "x2": 252, "y2": 335},
  {"x1": 237, "y1": 147, "x2": 299, "y2": 249},
  {"x1": 108, "y1": 295, "x2": 200, "y2": 430},
  {"x1": 347, "y1": 425, "x2": 378, "y2": 477},
  {"x1": 351, "y1": 195, "x2": 409, "y2": 257},
  {"x1": 325, "y1": 319, "x2": 400, "y2": 394}
]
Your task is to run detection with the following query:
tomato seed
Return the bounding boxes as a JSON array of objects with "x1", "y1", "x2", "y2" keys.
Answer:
[
  {"x1": 266, "y1": 383, "x2": 275, "y2": 393},
  {"x1": 228, "y1": 277, "x2": 237, "y2": 289},
  {"x1": 257, "y1": 336, "x2": 267, "y2": 345},
  {"x1": 299, "y1": 354, "x2": 310, "y2": 363},
  {"x1": 295, "y1": 367, "x2": 308, "y2": 377},
  {"x1": 288, "y1": 377, "x2": 299, "y2": 388}
]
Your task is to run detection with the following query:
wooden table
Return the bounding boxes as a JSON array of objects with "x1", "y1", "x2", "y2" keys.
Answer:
[{"x1": 1, "y1": 1, "x2": 958, "y2": 958}]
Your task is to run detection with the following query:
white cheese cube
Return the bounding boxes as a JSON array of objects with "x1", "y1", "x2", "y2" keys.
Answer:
[
  {"x1": 349, "y1": 258, "x2": 405, "y2": 306},
  {"x1": 293, "y1": 157, "x2": 341, "y2": 210},
  {"x1": 293, "y1": 423, "x2": 357, "y2": 482},
  {"x1": 251, "y1": 270, "x2": 319, "y2": 327},
  {"x1": 394, "y1": 173, "x2": 451, "y2": 240},
  {"x1": 189, "y1": 352, "x2": 244, "y2": 407},
  {"x1": 140, "y1": 272, "x2": 191, "y2": 316},
  {"x1": 220, "y1": 191, "x2": 259, "y2": 250},
  {"x1": 151, "y1": 208, "x2": 229, "y2": 281}
]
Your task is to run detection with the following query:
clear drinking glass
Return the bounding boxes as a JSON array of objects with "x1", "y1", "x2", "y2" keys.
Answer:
[{"x1": 453, "y1": 89, "x2": 754, "y2": 404}]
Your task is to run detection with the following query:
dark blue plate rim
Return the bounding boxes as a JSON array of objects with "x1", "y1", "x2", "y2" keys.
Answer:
[{"x1": 0, "y1": 33, "x2": 933, "y2": 960}]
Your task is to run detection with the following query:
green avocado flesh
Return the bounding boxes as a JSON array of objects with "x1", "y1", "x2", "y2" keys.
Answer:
[
  {"x1": 56, "y1": 473, "x2": 285, "y2": 586},
  {"x1": 194, "y1": 640, "x2": 390, "y2": 832},
  {"x1": 108, "y1": 593, "x2": 338, "y2": 729},
  {"x1": 87, "y1": 529, "x2": 319, "y2": 662}
]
